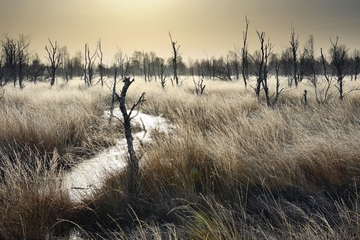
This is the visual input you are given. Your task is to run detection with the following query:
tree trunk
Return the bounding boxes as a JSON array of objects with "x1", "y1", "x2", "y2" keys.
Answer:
[{"x1": 116, "y1": 77, "x2": 145, "y2": 196}]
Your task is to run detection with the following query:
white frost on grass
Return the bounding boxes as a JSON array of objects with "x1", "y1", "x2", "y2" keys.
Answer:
[{"x1": 62, "y1": 109, "x2": 174, "y2": 201}]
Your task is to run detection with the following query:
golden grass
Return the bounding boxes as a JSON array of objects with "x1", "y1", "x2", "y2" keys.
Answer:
[
  {"x1": 2, "y1": 76, "x2": 360, "y2": 238},
  {"x1": 0, "y1": 80, "x2": 118, "y2": 168},
  {"x1": 0, "y1": 150, "x2": 89, "y2": 239},
  {"x1": 84, "y1": 76, "x2": 360, "y2": 238}
]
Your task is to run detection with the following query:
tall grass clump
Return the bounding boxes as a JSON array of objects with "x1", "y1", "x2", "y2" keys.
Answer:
[
  {"x1": 0, "y1": 149, "x2": 89, "y2": 239},
  {"x1": 81, "y1": 77, "x2": 360, "y2": 238},
  {"x1": 0, "y1": 79, "x2": 124, "y2": 238},
  {"x1": 0, "y1": 81, "x2": 117, "y2": 168},
  {"x1": 2, "y1": 76, "x2": 360, "y2": 238}
]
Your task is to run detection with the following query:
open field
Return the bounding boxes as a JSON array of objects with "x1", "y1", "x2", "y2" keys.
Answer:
[{"x1": 1, "y1": 76, "x2": 360, "y2": 239}]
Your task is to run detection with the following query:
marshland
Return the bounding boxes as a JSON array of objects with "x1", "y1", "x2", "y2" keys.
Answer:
[
  {"x1": 1, "y1": 19, "x2": 360, "y2": 238},
  {"x1": 1, "y1": 69, "x2": 360, "y2": 239}
]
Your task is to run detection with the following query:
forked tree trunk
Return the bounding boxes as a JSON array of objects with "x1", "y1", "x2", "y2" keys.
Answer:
[{"x1": 115, "y1": 76, "x2": 145, "y2": 196}]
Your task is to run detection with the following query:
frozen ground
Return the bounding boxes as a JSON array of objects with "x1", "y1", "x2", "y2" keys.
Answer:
[{"x1": 62, "y1": 109, "x2": 174, "y2": 201}]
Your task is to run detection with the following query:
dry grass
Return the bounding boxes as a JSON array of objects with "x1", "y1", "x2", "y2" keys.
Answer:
[
  {"x1": 2, "y1": 76, "x2": 360, "y2": 238},
  {"x1": 0, "y1": 79, "x2": 119, "y2": 238},
  {"x1": 0, "y1": 149, "x2": 89, "y2": 239},
  {"x1": 75, "y1": 76, "x2": 360, "y2": 238},
  {"x1": 0, "y1": 80, "x2": 118, "y2": 168}
]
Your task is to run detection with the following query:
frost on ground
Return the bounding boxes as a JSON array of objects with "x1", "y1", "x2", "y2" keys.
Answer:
[{"x1": 62, "y1": 109, "x2": 174, "y2": 201}]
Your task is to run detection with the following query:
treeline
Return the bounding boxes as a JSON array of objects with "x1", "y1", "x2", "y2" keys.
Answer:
[{"x1": 0, "y1": 28, "x2": 359, "y2": 90}]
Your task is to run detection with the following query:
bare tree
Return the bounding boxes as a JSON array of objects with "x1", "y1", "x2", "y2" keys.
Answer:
[
  {"x1": 329, "y1": 37, "x2": 351, "y2": 100},
  {"x1": 304, "y1": 35, "x2": 332, "y2": 104},
  {"x1": 252, "y1": 32, "x2": 266, "y2": 99},
  {"x1": 84, "y1": 43, "x2": 97, "y2": 86},
  {"x1": 142, "y1": 51, "x2": 149, "y2": 82},
  {"x1": 149, "y1": 52, "x2": 157, "y2": 81},
  {"x1": 45, "y1": 39, "x2": 62, "y2": 86},
  {"x1": 224, "y1": 54, "x2": 233, "y2": 80},
  {"x1": 1, "y1": 35, "x2": 17, "y2": 86},
  {"x1": 204, "y1": 52, "x2": 214, "y2": 79},
  {"x1": 303, "y1": 35, "x2": 317, "y2": 87},
  {"x1": 97, "y1": 39, "x2": 105, "y2": 87},
  {"x1": 115, "y1": 77, "x2": 145, "y2": 196},
  {"x1": 16, "y1": 34, "x2": 31, "y2": 88},
  {"x1": 114, "y1": 47, "x2": 129, "y2": 79},
  {"x1": 130, "y1": 50, "x2": 143, "y2": 77},
  {"x1": 289, "y1": 27, "x2": 299, "y2": 87},
  {"x1": 211, "y1": 56, "x2": 232, "y2": 81},
  {"x1": 157, "y1": 57, "x2": 167, "y2": 88},
  {"x1": 0, "y1": 34, "x2": 31, "y2": 88},
  {"x1": 273, "y1": 60, "x2": 284, "y2": 105},
  {"x1": 168, "y1": 32, "x2": 180, "y2": 85},
  {"x1": 252, "y1": 31, "x2": 280, "y2": 107},
  {"x1": 59, "y1": 46, "x2": 70, "y2": 82},
  {"x1": 241, "y1": 16, "x2": 250, "y2": 87},
  {"x1": 28, "y1": 53, "x2": 45, "y2": 83},
  {"x1": 67, "y1": 51, "x2": 83, "y2": 79},
  {"x1": 280, "y1": 47, "x2": 293, "y2": 86},
  {"x1": 351, "y1": 49, "x2": 360, "y2": 80},
  {"x1": 232, "y1": 47, "x2": 240, "y2": 80},
  {"x1": 316, "y1": 48, "x2": 334, "y2": 104}
]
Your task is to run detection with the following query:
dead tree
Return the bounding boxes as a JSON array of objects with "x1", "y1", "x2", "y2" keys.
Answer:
[
  {"x1": 97, "y1": 39, "x2": 105, "y2": 87},
  {"x1": 16, "y1": 34, "x2": 30, "y2": 88},
  {"x1": 1, "y1": 34, "x2": 31, "y2": 88},
  {"x1": 45, "y1": 39, "x2": 62, "y2": 86},
  {"x1": 252, "y1": 31, "x2": 280, "y2": 107},
  {"x1": 115, "y1": 77, "x2": 145, "y2": 196},
  {"x1": 351, "y1": 50, "x2": 360, "y2": 80},
  {"x1": 115, "y1": 47, "x2": 130, "y2": 79},
  {"x1": 1, "y1": 36, "x2": 17, "y2": 86},
  {"x1": 261, "y1": 37, "x2": 275, "y2": 106},
  {"x1": 233, "y1": 47, "x2": 240, "y2": 80},
  {"x1": 289, "y1": 27, "x2": 299, "y2": 87},
  {"x1": 159, "y1": 58, "x2": 167, "y2": 89},
  {"x1": 193, "y1": 77, "x2": 206, "y2": 95},
  {"x1": 241, "y1": 16, "x2": 250, "y2": 87},
  {"x1": 304, "y1": 35, "x2": 318, "y2": 88},
  {"x1": 272, "y1": 60, "x2": 284, "y2": 105},
  {"x1": 305, "y1": 35, "x2": 332, "y2": 104},
  {"x1": 317, "y1": 48, "x2": 334, "y2": 104},
  {"x1": 84, "y1": 43, "x2": 97, "y2": 86},
  {"x1": 168, "y1": 32, "x2": 180, "y2": 85},
  {"x1": 253, "y1": 32, "x2": 265, "y2": 99},
  {"x1": 142, "y1": 51, "x2": 149, "y2": 82},
  {"x1": 224, "y1": 55, "x2": 233, "y2": 80},
  {"x1": 330, "y1": 37, "x2": 351, "y2": 100}
]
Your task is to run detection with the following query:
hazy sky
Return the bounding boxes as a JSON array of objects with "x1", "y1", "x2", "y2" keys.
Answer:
[{"x1": 1, "y1": 0, "x2": 360, "y2": 64}]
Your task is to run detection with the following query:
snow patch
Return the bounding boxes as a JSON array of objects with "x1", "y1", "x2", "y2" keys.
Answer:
[{"x1": 62, "y1": 109, "x2": 173, "y2": 201}]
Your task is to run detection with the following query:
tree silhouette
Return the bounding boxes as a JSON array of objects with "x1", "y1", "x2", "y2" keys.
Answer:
[
  {"x1": 168, "y1": 32, "x2": 180, "y2": 85},
  {"x1": 45, "y1": 39, "x2": 61, "y2": 86}
]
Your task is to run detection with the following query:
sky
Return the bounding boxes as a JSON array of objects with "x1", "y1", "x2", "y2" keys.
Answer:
[{"x1": 1, "y1": 0, "x2": 360, "y2": 65}]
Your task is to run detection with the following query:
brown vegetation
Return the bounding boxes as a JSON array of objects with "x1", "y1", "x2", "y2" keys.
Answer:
[{"x1": 1, "y1": 77, "x2": 360, "y2": 239}]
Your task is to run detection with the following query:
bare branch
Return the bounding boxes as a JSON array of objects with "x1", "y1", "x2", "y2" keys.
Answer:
[
  {"x1": 168, "y1": 32, "x2": 180, "y2": 85},
  {"x1": 242, "y1": 15, "x2": 250, "y2": 87},
  {"x1": 45, "y1": 39, "x2": 62, "y2": 86}
]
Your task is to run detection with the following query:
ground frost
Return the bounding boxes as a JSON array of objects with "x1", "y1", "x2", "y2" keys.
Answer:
[{"x1": 62, "y1": 109, "x2": 173, "y2": 201}]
